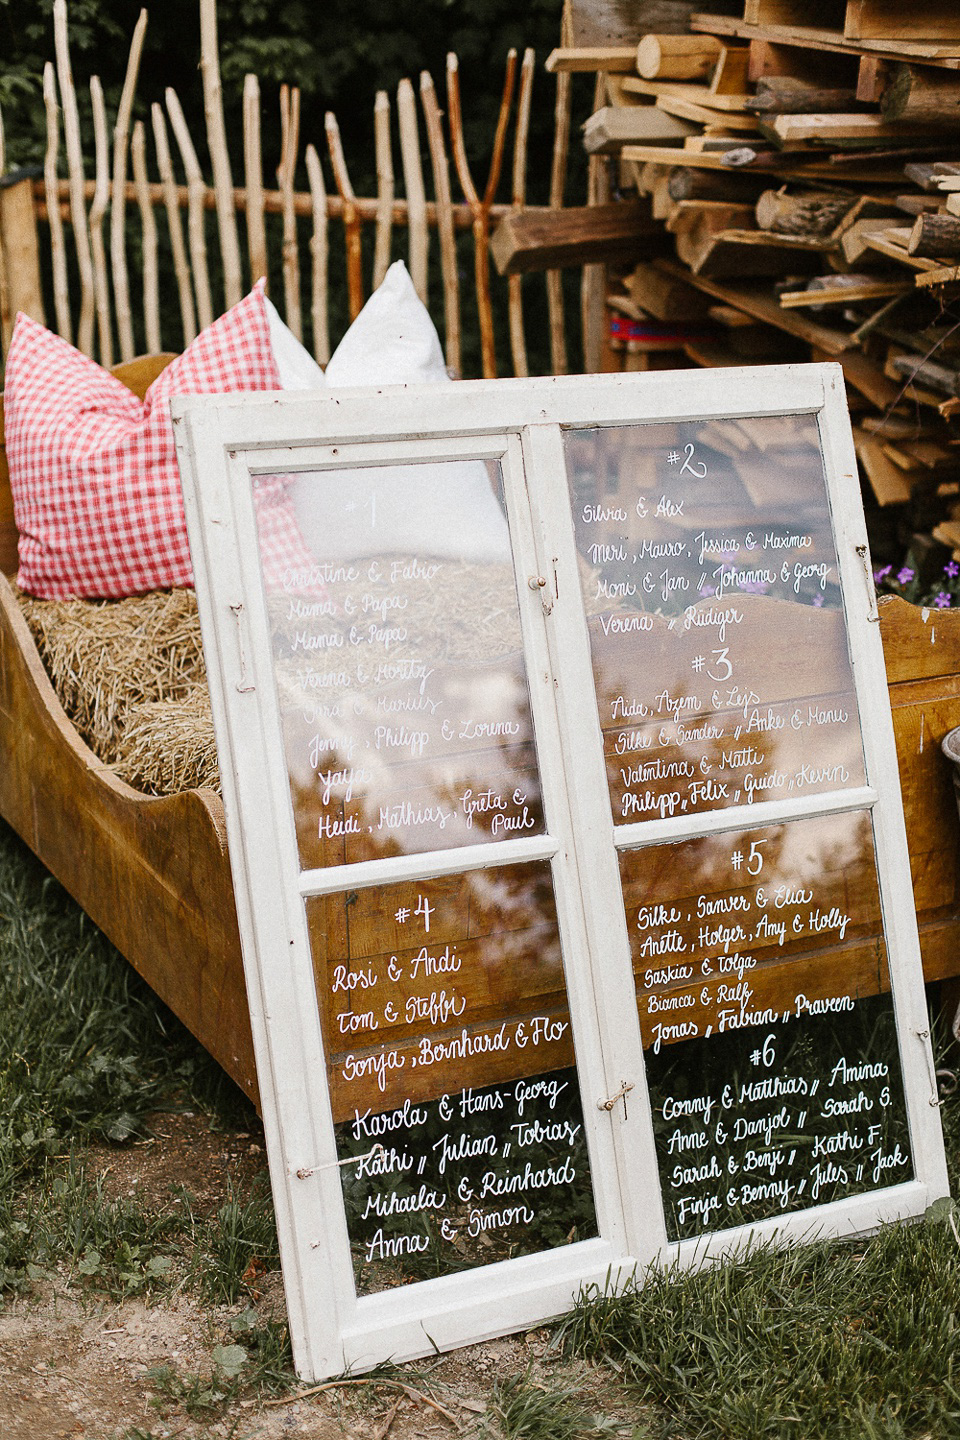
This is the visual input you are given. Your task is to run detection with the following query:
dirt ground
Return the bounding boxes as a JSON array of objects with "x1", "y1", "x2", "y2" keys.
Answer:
[{"x1": 0, "y1": 1112, "x2": 650, "y2": 1440}]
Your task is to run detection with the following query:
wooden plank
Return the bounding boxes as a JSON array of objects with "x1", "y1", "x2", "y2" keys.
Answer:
[
  {"x1": 652, "y1": 257, "x2": 855, "y2": 351},
  {"x1": 0, "y1": 176, "x2": 45, "y2": 336},
  {"x1": 691, "y1": 11, "x2": 960, "y2": 67},
  {"x1": 582, "y1": 105, "x2": 698, "y2": 154},
  {"x1": 778, "y1": 278, "x2": 911, "y2": 306},
  {"x1": 622, "y1": 75, "x2": 754, "y2": 110},
  {"x1": 854, "y1": 426, "x2": 913, "y2": 505},
  {"x1": 846, "y1": 0, "x2": 960, "y2": 42},
  {"x1": 655, "y1": 94, "x2": 761, "y2": 130},
  {"x1": 491, "y1": 200, "x2": 661, "y2": 274},
  {"x1": 769, "y1": 112, "x2": 951, "y2": 142},
  {"x1": 811, "y1": 344, "x2": 905, "y2": 409},
  {"x1": 858, "y1": 223, "x2": 941, "y2": 270},
  {"x1": 545, "y1": 46, "x2": 638, "y2": 73},
  {"x1": 915, "y1": 260, "x2": 960, "y2": 289}
]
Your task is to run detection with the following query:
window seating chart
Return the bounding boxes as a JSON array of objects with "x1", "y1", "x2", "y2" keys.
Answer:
[{"x1": 172, "y1": 364, "x2": 948, "y2": 1383}]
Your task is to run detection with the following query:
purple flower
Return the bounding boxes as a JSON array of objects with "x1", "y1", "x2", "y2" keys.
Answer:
[
  {"x1": 874, "y1": 565, "x2": 892, "y2": 582},
  {"x1": 934, "y1": 591, "x2": 952, "y2": 609},
  {"x1": 699, "y1": 583, "x2": 716, "y2": 596},
  {"x1": 946, "y1": 561, "x2": 960, "y2": 579},
  {"x1": 897, "y1": 567, "x2": 914, "y2": 585},
  {"x1": 812, "y1": 594, "x2": 824, "y2": 607}
]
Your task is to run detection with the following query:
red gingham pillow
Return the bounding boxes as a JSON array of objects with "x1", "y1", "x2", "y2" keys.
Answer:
[{"x1": 4, "y1": 282, "x2": 313, "y2": 599}]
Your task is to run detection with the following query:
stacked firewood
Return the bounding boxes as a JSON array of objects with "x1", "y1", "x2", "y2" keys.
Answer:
[{"x1": 494, "y1": 2, "x2": 960, "y2": 593}]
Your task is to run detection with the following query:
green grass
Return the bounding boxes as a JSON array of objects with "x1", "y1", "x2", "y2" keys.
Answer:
[
  {"x1": 559, "y1": 1201, "x2": 960, "y2": 1439},
  {"x1": 0, "y1": 822, "x2": 287, "y2": 1372},
  {"x1": 5, "y1": 813, "x2": 960, "y2": 1437},
  {"x1": 488, "y1": 1369, "x2": 620, "y2": 1439}
]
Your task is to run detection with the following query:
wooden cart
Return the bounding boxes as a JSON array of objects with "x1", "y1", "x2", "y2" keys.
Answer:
[{"x1": 3, "y1": 360, "x2": 960, "y2": 1118}]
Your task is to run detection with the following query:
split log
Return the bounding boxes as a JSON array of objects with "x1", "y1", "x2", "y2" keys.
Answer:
[
  {"x1": 666, "y1": 165, "x2": 764, "y2": 202},
  {"x1": 627, "y1": 260, "x2": 709, "y2": 320},
  {"x1": 895, "y1": 194, "x2": 947, "y2": 216},
  {"x1": 907, "y1": 213, "x2": 960, "y2": 259},
  {"x1": 755, "y1": 188, "x2": 857, "y2": 237},
  {"x1": 904, "y1": 161, "x2": 960, "y2": 193},
  {"x1": 888, "y1": 353, "x2": 960, "y2": 398},
  {"x1": 768, "y1": 113, "x2": 946, "y2": 143},
  {"x1": 545, "y1": 47, "x2": 638, "y2": 74},
  {"x1": 636, "y1": 34, "x2": 723, "y2": 81},
  {"x1": 491, "y1": 200, "x2": 660, "y2": 274},
  {"x1": 582, "y1": 106, "x2": 697, "y2": 154},
  {"x1": 881, "y1": 64, "x2": 960, "y2": 129},
  {"x1": 747, "y1": 76, "x2": 861, "y2": 114}
]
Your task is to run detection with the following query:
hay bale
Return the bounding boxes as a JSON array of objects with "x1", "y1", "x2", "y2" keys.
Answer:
[
  {"x1": 16, "y1": 587, "x2": 216, "y2": 794},
  {"x1": 15, "y1": 556, "x2": 611, "y2": 802},
  {"x1": 111, "y1": 685, "x2": 220, "y2": 795}
]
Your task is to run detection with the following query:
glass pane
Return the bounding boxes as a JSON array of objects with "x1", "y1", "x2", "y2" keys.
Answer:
[
  {"x1": 621, "y1": 811, "x2": 911, "y2": 1241},
  {"x1": 254, "y1": 461, "x2": 544, "y2": 868},
  {"x1": 564, "y1": 418, "x2": 865, "y2": 824},
  {"x1": 305, "y1": 863, "x2": 598, "y2": 1294}
]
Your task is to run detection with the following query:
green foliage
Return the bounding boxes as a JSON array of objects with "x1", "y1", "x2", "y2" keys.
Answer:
[{"x1": 1, "y1": 0, "x2": 566, "y2": 199}]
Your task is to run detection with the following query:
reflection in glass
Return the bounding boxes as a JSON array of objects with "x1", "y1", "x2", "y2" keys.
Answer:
[
  {"x1": 620, "y1": 811, "x2": 912, "y2": 1240},
  {"x1": 253, "y1": 461, "x2": 544, "y2": 868},
  {"x1": 305, "y1": 864, "x2": 598, "y2": 1294},
  {"x1": 564, "y1": 417, "x2": 865, "y2": 823}
]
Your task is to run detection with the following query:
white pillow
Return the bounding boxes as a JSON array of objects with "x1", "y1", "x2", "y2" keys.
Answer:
[
  {"x1": 265, "y1": 294, "x2": 327, "y2": 390},
  {"x1": 323, "y1": 259, "x2": 447, "y2": 386},
  {"x1": 291, "y1": 261, "x2": 511, "y2": 563}
]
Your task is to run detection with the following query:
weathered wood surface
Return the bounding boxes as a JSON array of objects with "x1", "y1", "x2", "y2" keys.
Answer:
[
  {"x1": 491, "y1": 200, "x2": 661, "y2": 274},
  {"x1": 0, "y1": 572, "x2": 257, "y2": 1107}
]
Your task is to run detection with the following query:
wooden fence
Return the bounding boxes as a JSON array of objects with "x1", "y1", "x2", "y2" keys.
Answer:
[{"x1": 0, "y1": 0, "x2": 593, "y2": 382}]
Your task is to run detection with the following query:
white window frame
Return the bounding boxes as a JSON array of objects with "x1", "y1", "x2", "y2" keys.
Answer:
[{"x1": 172, "y1": 363, "x2": 948, "y2": 1382}]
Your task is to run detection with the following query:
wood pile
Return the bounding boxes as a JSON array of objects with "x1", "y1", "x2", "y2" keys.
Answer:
[{"x1": 498, "y1": 1, "x2": 960, "y2": 592}]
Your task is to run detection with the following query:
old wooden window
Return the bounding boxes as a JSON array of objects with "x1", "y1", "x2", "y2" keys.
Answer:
[{"x1": 173, "y1": 364, "x2": 947, "y2": 1381}]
